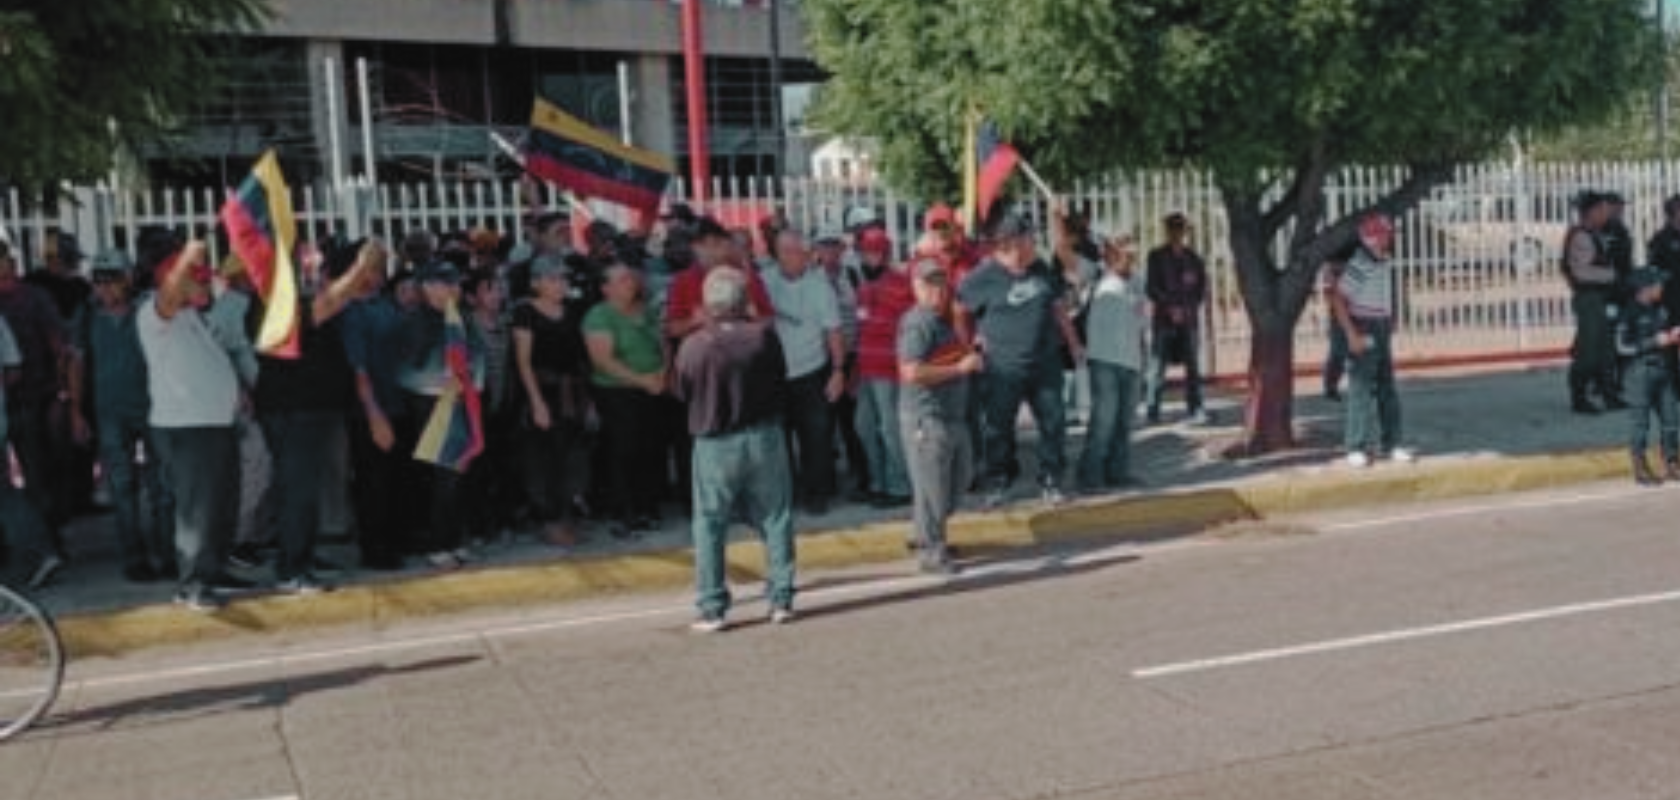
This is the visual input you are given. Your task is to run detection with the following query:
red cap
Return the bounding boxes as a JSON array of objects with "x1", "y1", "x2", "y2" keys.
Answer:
[
  {"x1": 924, "y1": 204, "x2": 959, "y2": 232},
  {"x1": 1358, "y1": 213, "x2": 1395, "y2": 247},
  {"x1": 858, "y1": 228, "x2": 892, "y2": 253}
]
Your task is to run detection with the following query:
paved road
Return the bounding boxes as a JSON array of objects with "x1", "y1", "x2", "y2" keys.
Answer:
[{"x1": 9, "y1": 482, "x2": 1680, "y2": 799}]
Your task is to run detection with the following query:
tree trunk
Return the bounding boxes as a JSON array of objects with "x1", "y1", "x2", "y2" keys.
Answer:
[{"x1": 1244, "y1": 318, "x2": 1297, "y2": 453}]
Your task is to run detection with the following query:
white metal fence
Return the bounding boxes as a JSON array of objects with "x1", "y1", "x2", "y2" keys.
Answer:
[{"x1": 4, "y1": 160, "x2": 1674, "y2": 376}]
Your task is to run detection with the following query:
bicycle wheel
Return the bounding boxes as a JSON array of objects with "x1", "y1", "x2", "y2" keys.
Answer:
[{"x1": 0, "y1": 583, "x2": 63, "y2": 741}]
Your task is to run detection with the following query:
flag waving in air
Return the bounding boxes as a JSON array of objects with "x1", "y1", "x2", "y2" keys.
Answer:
[
  {"x1": 962, "y1": 114, "x2": 1022, "y2": 231},
  {"x1": 526, "y1": 97, "x2": 675, "y2": 217},
  {"x1": 413, "y1": 301, "x2": 486, "y2": 473},
  {"x1": 219, "y1": 150, "x2": 302, "y2": 358}
]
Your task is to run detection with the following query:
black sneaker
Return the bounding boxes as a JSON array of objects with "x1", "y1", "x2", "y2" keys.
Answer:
[
  {"x1": 122, "y1": 563, "x2": 160, "y2": 583},
  {"x1": 310, "y1": 556, "x2": 345, "y2": 576},
  {"x1": 227, "y1": 544, "x2": 266, "y2": 571},
  {"x1": 174, "y1": 586, "x2": 227, "y2": 612},
  {"x1": 206, "y1": 573, "x2": 258, "y2": 593}
]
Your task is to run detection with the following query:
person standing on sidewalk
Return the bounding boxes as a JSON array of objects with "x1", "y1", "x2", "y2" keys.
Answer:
[
  {"x1": 252, "y1": 239, "x2": 383, "y2": 594},
  {"x1": 761, "y1": 229, "x2": 846, "y2": 516},
  {"x1": 898, "y1": 258, "x2": 983, "y2": 576},
  {"x1": 137, "y1": 241, "x2": 250, "y2": 611},
  {"x1": 583, "y1": 263, "x2": 667, "y2": 539},
  {"x1": 1144, "y1": 213, "x2": 1209, "y2": 426},
  {"x1": 853, "y1": 228, "x2": 915, "y2": 508},
  {"x1": 1563, "y1": 192, "x2": 1625, "y2": 415},
  {"x1": 1077, "y1": 235, "x2": 1150, "y2": 492},
  {"x1": 1331, "y1": 213, "x2": 1414, "y2": 468},
  {"x1": 1645, "y1": 195, "x2": 1680, "y2": 395},
  {"x1": 511, "y1": 255, "x2": 590, "y2": 550},
  {"x1": 1614, "y1": 268, "x2": 1680, "y2": 485},
  {"x1": 340, "y1": 241, "x2": 417, "y2": 571},
  {"x1": 958, "y1": 213, "x2": 1083, "y2": 508},
  {"x1": 672, "y1": 267, "x2": 796, "y2": 633},
  {"x1": 67, "y1": 250, "x2": 172, "y2": 584}
]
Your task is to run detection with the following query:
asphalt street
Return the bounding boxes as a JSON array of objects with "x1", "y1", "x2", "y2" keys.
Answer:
[{"x1": 7, "y1": 481, "x2": 1680, "y2": 800}]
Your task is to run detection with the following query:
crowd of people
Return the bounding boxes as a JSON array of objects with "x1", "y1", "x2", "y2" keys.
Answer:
[{"x1": 0, "y1": 195, "x2": 1334, "y2": 625}]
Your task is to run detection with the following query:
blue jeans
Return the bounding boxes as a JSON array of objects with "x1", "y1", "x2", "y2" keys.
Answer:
[
  {"x1": 1324, "y1": 320, "x2": 1348, "y2": 397},
  {"x1": 854, "y1": 379, "x2": 910, "y2": 497},
  {"x1": 1078, "y1": 361, "x2": 1141, "y2": 489},
  {"x1": 980, "y1": 366, "x2": 1067, "y2": 490},
  {"x1": 1344, "y1": 317, "x2": 1402, "y2": 453},
  {"x1": 691, "y1": 422, "x2": 796, "y2": 618},
  {"x1": 97, "y1": 409, "x2": 173, "y2": 573}
]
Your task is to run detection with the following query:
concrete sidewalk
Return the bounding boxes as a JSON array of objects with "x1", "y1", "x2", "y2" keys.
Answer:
[{"x1": 32, "y1": 361, "x2": 1634, "y2": 657}]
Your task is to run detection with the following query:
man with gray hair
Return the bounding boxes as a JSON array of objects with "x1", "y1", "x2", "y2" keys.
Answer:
[{"x1": 672, "y1": 267, "x2": 797, "y2": 632}]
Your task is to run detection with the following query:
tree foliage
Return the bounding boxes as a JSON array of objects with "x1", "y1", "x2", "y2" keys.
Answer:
[
  {"x1": 806, "y1": 0, "x2": 1661, "y2": 450},
  {"x1": 0, "y1": 0, "x2": 269, "y2": 187}
]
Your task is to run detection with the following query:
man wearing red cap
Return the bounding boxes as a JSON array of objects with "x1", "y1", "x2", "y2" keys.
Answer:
[
  {"x1": 853, "y1": 228, "x2": 914, "y2": 507},
  {"x1": 136, "y1": 242, "x2": 250, "y2": 611},
  {"x1": 1331, "y1": 213, "x2": 1414, "y2": 468}
]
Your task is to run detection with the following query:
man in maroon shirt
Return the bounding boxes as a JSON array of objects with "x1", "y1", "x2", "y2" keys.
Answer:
[
  {"x1": 0, "y1": 242, "x2": 70, "y2": 547},
  {"x1": 1145, "y1": 212, "x2": 1210, "y2": 425}
]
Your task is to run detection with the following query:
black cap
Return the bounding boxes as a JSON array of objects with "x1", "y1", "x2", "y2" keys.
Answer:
[
  {"x1": 1164, "y1": 212, "x2": 1189, "y2": 229},
  {"x1": 1577, "y1": 190, "x2": 1609, "y2": 212},
  {"x1": 418, "y1": 260, "x2": 462, "y2": 284},
  {"x1": 987, "y1": 213, "x2": 1035, "y2": 241}
]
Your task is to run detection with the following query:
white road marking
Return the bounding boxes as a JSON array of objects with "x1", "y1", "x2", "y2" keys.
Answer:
[{"x1": 1132, "y1": 586, "x2": 1680, "y2": 679}]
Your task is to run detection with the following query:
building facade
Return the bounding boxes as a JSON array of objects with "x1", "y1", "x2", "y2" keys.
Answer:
[{"x1": 161, "y1": 0, "x2": 823, "y2": 187}]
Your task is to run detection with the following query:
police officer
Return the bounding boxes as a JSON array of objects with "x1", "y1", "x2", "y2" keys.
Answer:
[{"x1": 1563, "y1": 192, "x2": 1625, "y2": 414}]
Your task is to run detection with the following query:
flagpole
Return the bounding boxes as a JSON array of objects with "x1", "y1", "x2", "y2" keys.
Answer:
[
  {"x1": 487, "y1": 131, "x2": 597, "y2": 223},
  {"x1": 1016, "y1": 158, "x2": 1058, "y2": 205}
]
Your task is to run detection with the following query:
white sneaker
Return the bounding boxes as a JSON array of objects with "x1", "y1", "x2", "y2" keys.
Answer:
[
  {"x1": 769, "y1": 607, "x2": 795, "y2": 625},
  {"x1": 1346, "y1": 452, "x2": 1372, "y2": 468},
  {"x1": 1389, "y1": 447, "x2": 1416, "y2": 463},
  {"x1": 1189, "y1": 410, "x2": 1211, "y2": 426},
  {"x1": 690, "y1": 616, "x2": 728, "y2": 634}
]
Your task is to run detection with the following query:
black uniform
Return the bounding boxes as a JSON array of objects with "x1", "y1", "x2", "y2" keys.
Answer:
[{"x1": 1615, "y1": 290, "x2": 1677, "y2": 467}]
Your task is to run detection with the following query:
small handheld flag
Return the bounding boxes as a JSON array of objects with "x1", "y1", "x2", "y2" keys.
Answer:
[
  {"x1": 413, "y1": 301, "x2": 486, "y2": 472},
  {"x1": 219, "y1": 150, "x2": 302, "y2": 358}
]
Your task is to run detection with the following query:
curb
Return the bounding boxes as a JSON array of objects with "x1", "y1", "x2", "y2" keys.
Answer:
[{"x1": 56, "y1": 446, "x2": 1629, "y2": 659}]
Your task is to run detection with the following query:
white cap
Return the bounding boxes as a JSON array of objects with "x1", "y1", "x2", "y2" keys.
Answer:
[{"x1": 844, "y1": 206, "x2": 879, "y2": 230}]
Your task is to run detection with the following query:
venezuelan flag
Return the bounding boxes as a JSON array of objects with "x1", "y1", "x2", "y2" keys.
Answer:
[
  {"x1": 527, "y1": 97, "x2": 674, "y2": 216},
  {"x1": 961, "y1": 113, "x2": 1021, "y2": 231},
  {"x1": 219, "y1": 150, "x2": 301, "y2": 358},
  {"x1": 413, "y1": 302, "x2": 486, "y2": 473}
]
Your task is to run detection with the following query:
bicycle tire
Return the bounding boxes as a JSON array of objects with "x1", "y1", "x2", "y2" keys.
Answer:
[{"x1": 0, "y1": 582, "x2": 64, "y2": 742}]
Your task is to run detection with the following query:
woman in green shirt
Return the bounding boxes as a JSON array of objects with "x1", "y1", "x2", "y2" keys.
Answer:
[{"x1": 583, "y1": 263, "x2": 668, "y2": 537}]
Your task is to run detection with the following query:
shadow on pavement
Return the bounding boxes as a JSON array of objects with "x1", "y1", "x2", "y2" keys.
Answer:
[{"x1": 42, "y1": 655, "x2": 483, "y2": 736}]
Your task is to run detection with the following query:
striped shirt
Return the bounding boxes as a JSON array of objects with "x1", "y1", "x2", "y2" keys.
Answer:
[{"x1": 1337, "y1": 246, "x2": 1393, "y2": 320}]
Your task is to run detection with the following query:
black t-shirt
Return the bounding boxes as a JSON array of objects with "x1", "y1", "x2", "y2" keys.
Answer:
[
  {"x1": 510, "y1": 300, "x2": 587, "y2": 386},
  {"x1": 254, "y1": 302, "x2": 355, "y2": 414},
  {"x1": 957, "y1": 257, "x2": 1066, "y2": 375},
  {"x1": 24, "y1": 271, "x2": 91, "y2": 322}
]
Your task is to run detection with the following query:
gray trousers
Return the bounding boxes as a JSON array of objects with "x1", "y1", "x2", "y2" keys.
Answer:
[
  {"x1": 854, "y1": 378, "x2": 910, "y2": 497},
  {"x1": 153, "y1": 426, "x2": 239, "y2": 589},
  {"x1": 901, "y1": 416, "x2": 971, "y2": 559}
]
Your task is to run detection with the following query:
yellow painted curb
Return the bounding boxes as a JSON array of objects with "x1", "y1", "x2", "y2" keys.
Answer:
[{"x1": 56, "y1": 447, "x2": 1629, "y2": 658}]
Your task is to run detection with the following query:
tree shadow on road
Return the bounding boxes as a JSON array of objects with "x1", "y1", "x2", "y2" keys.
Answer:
[{"x1": 40, "y1": 655, "x2": 483, "y2": 736}]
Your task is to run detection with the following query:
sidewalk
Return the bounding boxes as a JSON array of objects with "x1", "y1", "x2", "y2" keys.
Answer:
[{"x1": 35, "y1": 361, "x2": 1631, "y2": 656}]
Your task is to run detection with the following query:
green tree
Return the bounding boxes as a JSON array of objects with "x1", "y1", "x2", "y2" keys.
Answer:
[
  {"x1": 0, "y1": 0, "x2": 269, "y2": 187},
  {"x1": 806, "y1": 0, "x2": 1660, "y2": 452}
]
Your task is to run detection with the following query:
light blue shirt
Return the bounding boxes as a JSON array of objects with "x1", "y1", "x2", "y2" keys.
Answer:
[
  {"x1": 137, "y1": 301, "x2": 242, "y2": 429},
  {"x1": 1085, "y1": 271, "x2": 1149, "y2": 372},
  {"x1": 761, "y1": 264, "x2": 841, "y2": 380}
]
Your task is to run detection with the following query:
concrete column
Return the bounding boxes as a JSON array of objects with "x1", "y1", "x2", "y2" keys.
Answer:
[
  {"x1": 632, "y1": 54, "x2": 677, "y2": 161},
  {"x1": 305, "y1": 39, "x2": 350, "y2": 187}
]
